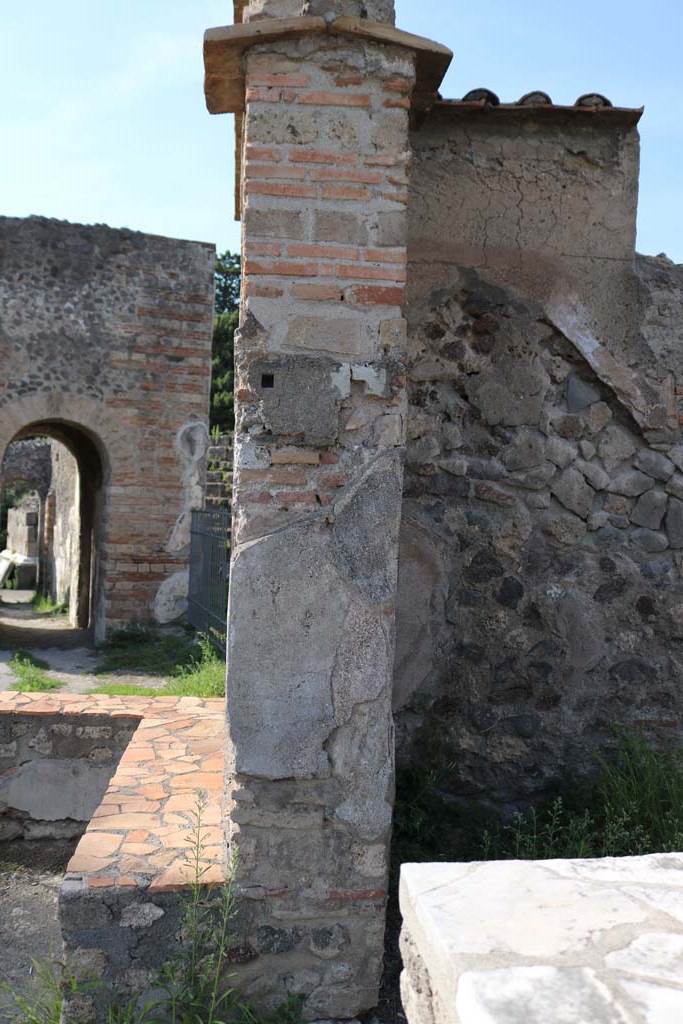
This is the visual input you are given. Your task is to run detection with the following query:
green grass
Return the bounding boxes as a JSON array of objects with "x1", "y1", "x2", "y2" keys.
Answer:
[
  {"x1": 12, "y1": 649, "x2": 50, "y2": 669},
  {"x1": 393, "y1": 733, "x2": 683, "y2": 866},
  {"x1": 8, "y1": 652, "x2": 63, "y2": 692},
  {"x1": 94, "y1": 626, "x2": 199, "y2": 676},
  {"x1": 92, "y1": 634, "x2": 225, "y2": 699},
  {"x1": 88, "y1": 683, "x2": 165, "y2": 698},
  {"x1": 0, "y1": 959, "x2": 71, "y2": 1024},
  {"x1": 31, "y1": 594, "x2": 67, "y2": 616}
]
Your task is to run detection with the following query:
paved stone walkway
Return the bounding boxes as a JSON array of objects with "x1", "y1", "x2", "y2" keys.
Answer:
[{"x1": 0, "y1": 691, "x2": 225, "y2": 891}]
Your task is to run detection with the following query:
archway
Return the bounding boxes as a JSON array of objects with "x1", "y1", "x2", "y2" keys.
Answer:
[{"x1": 1, "y1": 420, "x2": 107, "y2": 640}]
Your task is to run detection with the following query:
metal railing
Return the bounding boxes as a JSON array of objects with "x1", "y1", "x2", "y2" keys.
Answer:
[{"x1": 187, "y1": 507, "x2": 230, "y2": 653}]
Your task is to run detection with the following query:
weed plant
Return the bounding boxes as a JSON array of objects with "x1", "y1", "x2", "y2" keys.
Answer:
[
  {"x1": 94, "y1": 626, "x2": 199, "y2": 677},
  {"x1": 8, "y1": 652, "x2": 63, "y2": 692},
  {"x1": 93, "y1": 635, "x2": 225, "y2": 699},
  {"x1": 393, "y1": 733, "x2": 683, "y2": 865},
  {"x1": 0, "y1": 962, "x2": 88, "y2": 1024},
  {"x1": 1, "y1": 793, "x2": 302, "y2": 1024},
  {"x1": 31, "y1": 594, "x2": 67, "y2": 616}
]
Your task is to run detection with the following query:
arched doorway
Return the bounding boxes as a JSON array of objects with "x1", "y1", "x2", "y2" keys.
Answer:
[{"x1": 1, "y1": 420, "x2": 106, "y2": 640}]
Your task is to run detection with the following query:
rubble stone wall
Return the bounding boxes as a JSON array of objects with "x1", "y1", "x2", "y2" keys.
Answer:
[
  {"x1": 0, "y1": 438, "x2": 52, "y2": 497},
  {"x1": 394, "y1": 105, "x2": 683, "y2": 807},
  {"x1": 225, "y1": 25, "x2": 415, "y2": 1018},
  {"x1": 0, "y1": 217, "x2": 215, "y2": 638}
]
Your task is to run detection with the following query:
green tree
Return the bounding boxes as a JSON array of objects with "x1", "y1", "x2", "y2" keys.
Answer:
[
  {"x1": 214, "y1": 250, "x2": 241, "y2": 316},
  {"x1": 210, "y1": 251, "x2": 241, "y2": 433}
]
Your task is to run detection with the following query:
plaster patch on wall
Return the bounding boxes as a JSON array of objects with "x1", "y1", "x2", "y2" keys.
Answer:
[{"x1": 166, "y1": 421, "x2": 210, "y2": 555}]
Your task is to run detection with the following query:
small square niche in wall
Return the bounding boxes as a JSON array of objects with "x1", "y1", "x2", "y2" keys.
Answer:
[{"x1": 261, "y1": 373, "x2": 275, "y2": 389}]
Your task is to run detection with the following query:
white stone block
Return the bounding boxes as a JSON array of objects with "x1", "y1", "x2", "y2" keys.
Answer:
[{"x1": 399, "y1": 856, "x2": 683, "y2": 1024}]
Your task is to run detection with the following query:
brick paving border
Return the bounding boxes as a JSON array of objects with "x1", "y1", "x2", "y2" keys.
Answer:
[{"x1": 0, "y1": 690, "x2": 225, "y2": 1021}]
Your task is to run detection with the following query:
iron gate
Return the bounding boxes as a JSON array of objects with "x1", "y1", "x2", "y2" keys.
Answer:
[{"x1": 187, "y1": 507, "x2": 230, "y2": 652}]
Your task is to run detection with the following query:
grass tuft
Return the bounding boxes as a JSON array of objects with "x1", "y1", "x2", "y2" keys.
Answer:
[
  {"x1": 8, "y1": 653, "x2": 63, "y2": 692},
  {"x1": 88, "y1": 683, "x2": 164, "y2": 698},
  {"x1": 95, "y1": 626, "x2": 199, "y2": 677},
  {"x1": 31, "y1": 594, "x2": 67, "y2": 616},
  {"x1": 12, "y1": 649, "x2": 50, "y2": 670},
  {"x1": 0, "y1": 960, "x2": 70, "y2": 1024},
  {"x1": 92, "y1": 635, "x2": 225, "y2": 699}
]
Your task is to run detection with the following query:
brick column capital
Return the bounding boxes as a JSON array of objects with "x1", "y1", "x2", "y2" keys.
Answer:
[{"x1": 204, "y1": 15, "x2": 452, "y2": 116}]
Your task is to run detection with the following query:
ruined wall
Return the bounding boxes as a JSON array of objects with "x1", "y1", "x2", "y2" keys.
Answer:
[
  {"x1": 1, "y1": 438, "x2": 52, "y2": 496},
  {"x1": 395, "y1": 104, "x2": 683, "y2": 806},
  {"x1": 407, "y1": 103, "x2": 644, "y2": 386},
  {"x1": 4, "y1": 503, "x2": 39, "y2": 588},
  {"x1": 0, "y1": 711, "x2": 138, "y2": 841},
  {"x1": 0, "y1": 217, "x2": 214, "y2": 638},
  {"x1": 6, "y1": 504, "x2": 38, "y2": 560},
  {"x1": 241, "y1": 0, "x2": 396, "y2": 25}
]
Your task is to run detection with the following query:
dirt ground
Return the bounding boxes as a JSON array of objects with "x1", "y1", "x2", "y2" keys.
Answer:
[
  {"x1": 0, "y1": 591, "x2": 88, "y2": 648},
  {"x1": 0, "y1": 596, "x2": 167, "y2": 694},
  {"x1": 0, "y1": 840, "x2": 77, "y2": 1022}
]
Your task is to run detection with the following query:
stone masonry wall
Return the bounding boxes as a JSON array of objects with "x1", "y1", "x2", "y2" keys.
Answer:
[
  {"x1": 394, "y1": 104, "x2": 683, "y2": 808},
  {"x1": 224, "y1": 26, "x2": 415, "y2": 1018},
  {"x1": 243, "y1": 0, "x2": 396, "y2": 25},
  {"x1": 406, "y1": 104, "x2": 642, "y2": 382},
  {"x1": 1, "y1": 438, "x2": 52, "y2": 497},
  {"x1": 0, "y1": 711, "x2": 138, "y2": 840},
  {"x1": 6, "y1": 504, "x2": 38, "y2": 560},
  {"x1": 0, "y1": 217, "x2": 214, "y2": 638}
]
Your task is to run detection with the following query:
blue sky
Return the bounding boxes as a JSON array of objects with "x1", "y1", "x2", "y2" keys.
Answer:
[{"x1": 1, "y1": 1, "x2": 681, "y2": 259}]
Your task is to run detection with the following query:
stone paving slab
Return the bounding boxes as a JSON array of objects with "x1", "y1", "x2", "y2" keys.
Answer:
[
  {"x1": 399, "y1": 857, "x2": 683, "y2": 1024},
  {"x1": 0, "y1": 691, "x2": 225, "y2": 891}
]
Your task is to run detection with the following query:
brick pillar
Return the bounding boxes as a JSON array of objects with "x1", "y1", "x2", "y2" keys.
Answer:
[{"x1": 224, "y1": 28, "x2": 415, "y2": 1021}]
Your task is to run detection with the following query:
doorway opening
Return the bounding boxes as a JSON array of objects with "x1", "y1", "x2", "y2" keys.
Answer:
[{"x1": 0, "y1": 421, "x2": 106, "y2": 648}]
